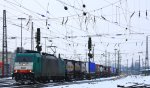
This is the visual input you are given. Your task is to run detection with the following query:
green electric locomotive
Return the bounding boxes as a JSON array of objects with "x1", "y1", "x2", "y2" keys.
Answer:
[{"x1": 12, "y1": 50, "x2": 65, "y2": 83}]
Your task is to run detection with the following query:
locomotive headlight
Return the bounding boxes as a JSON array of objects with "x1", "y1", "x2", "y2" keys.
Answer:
[
  {"x1": 15, "y1": 70, "x2": 18, "y2": 73},
  {"x1": 29, "y1": 70, "x2": 32, "y2": 72}
]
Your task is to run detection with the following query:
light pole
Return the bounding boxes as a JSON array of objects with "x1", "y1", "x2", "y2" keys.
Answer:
[
  {"x1": 117, "y1": 50, "x2": 120, "y2": 75},
  {"x1": 18, "y1": 18, "x2": 26, "y2": 52},
  {"x1": 127, "y1": 59, "x2": 128, "y2": 75},
  {"x1": 9, "y1": 37, "x2": 17, "y2": 49},
  {"x1": 146, "y1": 35, "x2": 150, "y2": 71},
  {"x1": 138, "y1": 52, "x2": 143, "y2": 74},
  {"x1": 114, "y1": 49, "x2": 117, "y2": 70}
]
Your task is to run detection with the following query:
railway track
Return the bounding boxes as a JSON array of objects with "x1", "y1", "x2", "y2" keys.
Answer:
[
  {"x1": 42, "y1": 75, "x2": 127, "y2": 87},
  {"x1": 0, "y1": 75, "x2": 126, "y2": 88},
  {"x1": 117, "y1": 82, "x2": 150, "y2": 88}
]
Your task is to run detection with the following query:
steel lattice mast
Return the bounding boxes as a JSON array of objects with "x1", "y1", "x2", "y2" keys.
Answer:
[{"x1": 2, "y1": 10, "x2": 8, "y2": 77}]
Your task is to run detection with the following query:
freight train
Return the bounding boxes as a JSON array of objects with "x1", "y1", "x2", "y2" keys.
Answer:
[{"x1": 12, "y1": 50, "x2": 117, "y2": 83}]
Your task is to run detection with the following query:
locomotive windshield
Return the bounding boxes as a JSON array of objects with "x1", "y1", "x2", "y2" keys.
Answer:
[{"x1": 15, "y1": 57, "x2": 32, "y2": 62}]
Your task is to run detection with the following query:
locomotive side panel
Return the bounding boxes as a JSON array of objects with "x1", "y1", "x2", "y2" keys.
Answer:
[
  {"x1": 41, "y1": 55, "x2": 59, "y2": 77},
  {"x1": 58, "y1": 58, "x2": 65, "y2": 76}
]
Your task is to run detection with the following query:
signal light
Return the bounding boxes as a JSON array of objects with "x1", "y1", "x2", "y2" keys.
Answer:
[
  {"x1": 88, "y1": 53, "x2": 93, "y2": 58},
  {"x1": 88, "y1": 37, "x2": 92, "y2": 50},
  {"x1": 83, "y1": 12, "x2": 87, "y2": 16},
  {"x1": 64, "y1": 6, "x2": 68, "y2": 10},
  {"x1": 36, "y1": 28, "x2": 40, "y2": 44},
  {"x1": 83, "y1": 4, "x2": 86, "y2": 8},
  {"x1": 36, "y1": 28, "x2": 42, "y2": 52}
]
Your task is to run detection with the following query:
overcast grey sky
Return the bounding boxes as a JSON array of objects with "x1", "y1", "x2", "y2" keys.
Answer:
[{"x1": 0, "y1": 0, "x2": 150, "y2": 66}]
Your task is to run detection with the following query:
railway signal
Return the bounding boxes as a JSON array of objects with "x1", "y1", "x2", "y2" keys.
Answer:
[
  {"x1": 36, "y1": 28, "x2": 40, "y2": 44},
  {"x1": 36, "y1": 28, "x2": 42, "y2": 52},
  {"x1": 88, "y1": 37, "x2": 92, "y2": 80},
  {"x1": 88, "y1": 37, "x2": 92, "y2": 51}
]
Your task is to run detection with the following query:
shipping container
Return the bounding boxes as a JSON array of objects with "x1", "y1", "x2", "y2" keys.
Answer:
[
  {"x1": 64, "y1": 59, "x2": 75, "y2": 80},
  {"x1": 74, "y1": 61, "x2": 82, "y2": 80},
  {"x1": 96, "y1": 64, "x2": 100, "y2": 73},
  {"x1": 86, "y1": 62, "x2": 96, "y2": 73},
  {"x1": 64, "y1": 59, "x2": 74, "y2": 73},
  {"x1": 95, "y1": 64, "x2": 100, "y2": 77},
  {"x1": 99, "y1": 65, "x2": 104, "y2": 77},
  {"x1": 74, "y1": 61, "x2": 81, "y2": 72},
  {"x1": 100, "y1": 65, "x2": 104, "y2": 72},
  {"x1": 103, "y1": 66, "x2": 107, "y2": 77},
  {"x1": 104, "y1": 66, "x2": 111, "y2": 77},
  {"x1": 81, "y1": 62, "x2": 86, "y2": 73},
  {"x1": 110, "y1": 67, "x2": 113, "y2": 73},
  {"x1": 114, "y1": 68, "x2": 116, "y2": 74},
  {"x1": 111, "y1": 67, "x2": 116, "y2": 74},
  {"x1": 80, "y1": 62, "x2": 86, "y2": 79}
]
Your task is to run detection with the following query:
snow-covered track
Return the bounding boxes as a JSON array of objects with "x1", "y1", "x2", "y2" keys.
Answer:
[{"x1": 0, "y1": 75, "x2": 126, "y2": 87}]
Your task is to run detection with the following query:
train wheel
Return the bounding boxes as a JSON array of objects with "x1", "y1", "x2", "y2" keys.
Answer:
[
  {"x1": 21, "y1": 81, "x2": 25, "y2": 85},
  {"x1": 86, "y1": 74, "x2": 91, "y2": 80}
]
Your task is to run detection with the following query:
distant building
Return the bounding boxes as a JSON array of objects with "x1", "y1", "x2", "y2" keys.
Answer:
[{"x1": 0, "y1": 52, "x2": 14, "y2": 76}]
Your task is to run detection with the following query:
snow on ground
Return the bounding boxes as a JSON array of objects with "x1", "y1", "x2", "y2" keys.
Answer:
[
  {"x1": 0, "y1": 77, "x2": 12, "y2": 80},
  {"x1": 44, "y1": 75, "x2": 150, "y2": 88}
]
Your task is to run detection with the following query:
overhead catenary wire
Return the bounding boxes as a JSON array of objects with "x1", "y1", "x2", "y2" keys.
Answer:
[{"x1": 0, "y1": 0, "x2": 149, "y2": 62}]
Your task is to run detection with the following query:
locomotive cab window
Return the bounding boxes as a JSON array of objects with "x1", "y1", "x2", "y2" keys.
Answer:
[{"x1": 16, "y1": 57, "x2": 32, "y2": 62}]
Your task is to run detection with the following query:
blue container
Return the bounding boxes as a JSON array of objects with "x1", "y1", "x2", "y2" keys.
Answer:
[
  {"x1": 86, "y1": 62, "x2": 96, "y2": 73},
  {"x1": 90, "y1": 62, "x2": 96, "y2": 73}
]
